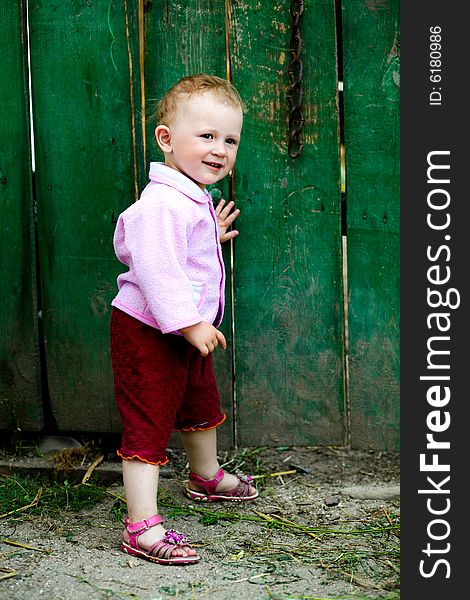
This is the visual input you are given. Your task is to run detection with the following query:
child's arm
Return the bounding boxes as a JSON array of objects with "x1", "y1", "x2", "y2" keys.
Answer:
[
  {"x1": 215, "y1": 198, "x2": 240, "y2": 243},
  {"x1": 180, "y1": 321, "x2": 227, "y2": 356}
]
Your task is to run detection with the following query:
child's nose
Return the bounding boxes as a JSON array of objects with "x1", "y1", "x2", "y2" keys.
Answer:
[{"x1": 211, "y1": 140, "x2": 226, "y2": 156}]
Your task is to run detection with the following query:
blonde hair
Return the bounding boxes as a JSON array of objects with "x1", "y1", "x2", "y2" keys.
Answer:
[{"x1": 153, "y1": 74, "x2": 244, "y2": 125}]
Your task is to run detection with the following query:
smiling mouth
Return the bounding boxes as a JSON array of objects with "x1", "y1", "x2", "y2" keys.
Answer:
[{"x1": 203, "y1": 161, "x2": 223, "y2": 169}]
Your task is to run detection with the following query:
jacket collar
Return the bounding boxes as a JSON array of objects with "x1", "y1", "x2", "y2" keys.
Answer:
[{"x1": 148, "y1": 162, "x2": 211, "y2": 204}]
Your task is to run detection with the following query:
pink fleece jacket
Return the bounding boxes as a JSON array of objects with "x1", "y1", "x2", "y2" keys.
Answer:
[{"x1": 111, "y1": 162, "x2": 225, "y2": 334}]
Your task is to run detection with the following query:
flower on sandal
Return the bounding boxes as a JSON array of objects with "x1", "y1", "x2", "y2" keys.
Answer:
[
  {"x1": 163, "y1": 529, "x2": 186, "y2": 545},
  {"x1": 235, "y1": 471, "x2": 253, "y2": 484}
]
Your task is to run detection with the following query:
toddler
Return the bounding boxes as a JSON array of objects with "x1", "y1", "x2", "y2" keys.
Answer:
[{"x1": 110, "y1": 74, "x2": 257, "y2": 565}]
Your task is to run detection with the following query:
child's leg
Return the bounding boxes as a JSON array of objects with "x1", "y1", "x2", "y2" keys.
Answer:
[
  {"x1": 122, "y1": 458, "x2": 196, "y2": 558},
  {"x1": 180, "y1": 429, "x2": 246, "y2": 493},
  {"x1": 122, "y1": 458, "x2": 159, "y2": 521}
]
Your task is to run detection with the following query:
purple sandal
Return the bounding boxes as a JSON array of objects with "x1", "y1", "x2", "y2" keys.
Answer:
[
  {"x1": 122, "y1": 514, "x2": 200, "y2": 565},
  {"x1": 185, "y1": 468, "x2": 258, "y2": 502}
]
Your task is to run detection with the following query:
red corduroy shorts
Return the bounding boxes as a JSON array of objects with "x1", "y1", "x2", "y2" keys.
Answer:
[{"x1": 110, "y1": 308, "x2": 225, "y2": 465}]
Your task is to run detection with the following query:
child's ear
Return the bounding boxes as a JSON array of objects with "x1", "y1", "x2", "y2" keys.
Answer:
[{"x1": 155, "y1": 125, "x2": 172, "y2": 153}]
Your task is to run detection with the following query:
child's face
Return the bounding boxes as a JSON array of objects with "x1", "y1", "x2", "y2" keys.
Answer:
[{"x1": 157, "y1": 91, "x2": 243, "y2": 189}]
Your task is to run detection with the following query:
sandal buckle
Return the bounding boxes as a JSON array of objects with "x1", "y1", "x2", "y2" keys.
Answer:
[{"x1": 125, "y1": 513, "x2": 163, "y2": 534}]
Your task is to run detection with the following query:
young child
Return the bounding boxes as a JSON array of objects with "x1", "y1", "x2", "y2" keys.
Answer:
[{"x1": 110, "y1": 74, "x2": 258, "y2": 565}]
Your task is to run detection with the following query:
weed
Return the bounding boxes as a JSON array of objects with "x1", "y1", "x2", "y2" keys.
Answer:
[
  {"x1": 0, "y1": 474, "x2": 106, "y2": 518},
  {"x1": 111, "y1": 494, "x2": 127, "y2": 522}
]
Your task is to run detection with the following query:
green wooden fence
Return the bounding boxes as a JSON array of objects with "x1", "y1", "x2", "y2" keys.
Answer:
[
  {"x1": 0, "y1": 1, "x2": 399, "y2": 450},
  {"x1": 0, "y1": 2, "x2": 39, "y2": 431},
  {"x1": 342, "y1": 0, "x2": 400, "y2": 448}
]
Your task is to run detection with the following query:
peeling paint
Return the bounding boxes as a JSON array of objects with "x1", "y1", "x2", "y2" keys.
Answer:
[{"x1": 366, "y1": 0, "x2": 387, "y2": 11}]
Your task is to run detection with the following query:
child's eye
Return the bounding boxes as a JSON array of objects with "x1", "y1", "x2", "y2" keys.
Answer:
[
  {"x1": 201, "y1": 133, "x2": 213, "y2": 139},
  {"x1": 226, "y1": 138, "x2": 238, "y2": 145}
]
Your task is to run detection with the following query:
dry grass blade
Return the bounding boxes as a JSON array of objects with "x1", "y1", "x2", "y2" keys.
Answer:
[
  {"x1": 80, "y1": 455, "x2": 104, "y2": 484},
  {"x1": 0, "y1": 487, "x2": 43, "y2": 520},
  {"x1": 382, "y1": 507, "x2": 393, "y2": 524},
  {"x1": 382, "y1": 507, "x2": 400, "y2": 538},
  {"x1": 1, "y1": 539, "x2": 51, "y2": 554},
  {"x1": 230, "y1": 572, "x2": 272, "y2": 583},
  {"x1": 333, "y1": 568, "x2": 388, "y2": 591},
  {"x1": 102, "y1": 488, "x2": 126, "y2": 503},
  {"x1": 0, "y1": 566, "x2": 17, "y2": 581},
  {"x1": 251, "y1": 470, "x2": 297, "y2": 479}
]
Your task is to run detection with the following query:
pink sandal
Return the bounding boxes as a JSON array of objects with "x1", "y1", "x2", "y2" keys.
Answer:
[
  {"x1": 185, "y1": 468, "x2": 258, "y2": 502},
  {"x1": 121, "y1": 514, "x2": 200, "y2": 565}
]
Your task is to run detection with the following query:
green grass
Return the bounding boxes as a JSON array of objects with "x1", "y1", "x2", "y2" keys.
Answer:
[
  {"x1": 1, "y1": 466, "x2": 399, "y2": 597},
  {"x1": 0, "y1": 474, "x2": 106, "y2": 517}
]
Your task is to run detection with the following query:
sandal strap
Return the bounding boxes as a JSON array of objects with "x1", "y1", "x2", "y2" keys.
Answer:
[
  {"x1": 227, "y1": 478, "x2": 254, "y2": 497},
  {"x1": 124, "y1": 513, "x2": 164, "y2": 535},
  {"x1": 188, "y1": 468, "x2": 255, "y2": 497},
  {"x1": 149, "y1": 540, "x2": 174, "y2": 560},
  {"x1": 188, "y1": 467, "x2": 225, "y2": 495}
]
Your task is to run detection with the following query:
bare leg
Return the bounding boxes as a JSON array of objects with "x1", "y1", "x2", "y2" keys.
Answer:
[
  {"x1": 180, "y1": 429, "x2": 243, "y2": 492},
  {"x1": 122, "y1": 459, "x2": 196, "y2": 557}
]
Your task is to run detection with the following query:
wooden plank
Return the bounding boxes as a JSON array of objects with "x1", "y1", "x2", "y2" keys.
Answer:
[
  {"x1": 229, "y1": 1, "x2": 345, "y2": 445},
  {"x1": 144, "y1": 1, "x2": 235, "y2": 448},
  {"x1": 143, "y1": 0, "x2": 229, "y2": 148},
  {"x1": 28, "y1": 0, "x2": 143, "y2": 430},
  {"x1": 342, "y1": 0, "x2": 400, "y2": 449},
  {"x1": 0, "y1": 1, "x2": 41, "y2": 430}
]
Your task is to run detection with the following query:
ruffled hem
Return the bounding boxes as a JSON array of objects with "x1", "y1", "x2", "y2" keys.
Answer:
[
  {"x1": 116, "y1": 450, "x2": 169, "y2": 466},
  {"x1": 174, "y1": 413, "x2": 227, "y2": 432}
]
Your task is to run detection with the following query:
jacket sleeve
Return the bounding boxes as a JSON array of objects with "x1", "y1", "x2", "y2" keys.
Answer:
[{"x1": 122, "y1": 192, "x2": 202, "y2": 333}]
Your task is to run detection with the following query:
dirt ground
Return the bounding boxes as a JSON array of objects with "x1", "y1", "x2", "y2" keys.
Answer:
[{"x1": 0, "y1": 443, "x2": 400, "y2": 600}]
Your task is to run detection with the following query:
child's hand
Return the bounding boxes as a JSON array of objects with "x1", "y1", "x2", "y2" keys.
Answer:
[
  {"x1": 179, "y1": 321, "x2": 227, "y2": 356},
  {"x1": 215, "y1": 198, "x2": 240, "y2": 243}
]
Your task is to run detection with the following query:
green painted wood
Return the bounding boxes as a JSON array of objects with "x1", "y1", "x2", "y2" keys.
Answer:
[
  {"x1": 0, "y1": 1, "x2": 41, "y2": 430},
  {"x1": 0, "y1": 0, "x2": 399, "y2": 448},
  {"x1": 143, "y1": 0, "x2": 229, "y2": 151},
  {"x1": 229, "y1": 0, "x2": 345, "y2": 445},
  {"x1": 28, "y1": 0, "x2": 144, "y2": 431},
  {"x1": 144, "y1": 1, "x2": 235, "y2": 448},
  {"x1": 342, "y1": 0, "x2": 400, "y2": 449}
]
